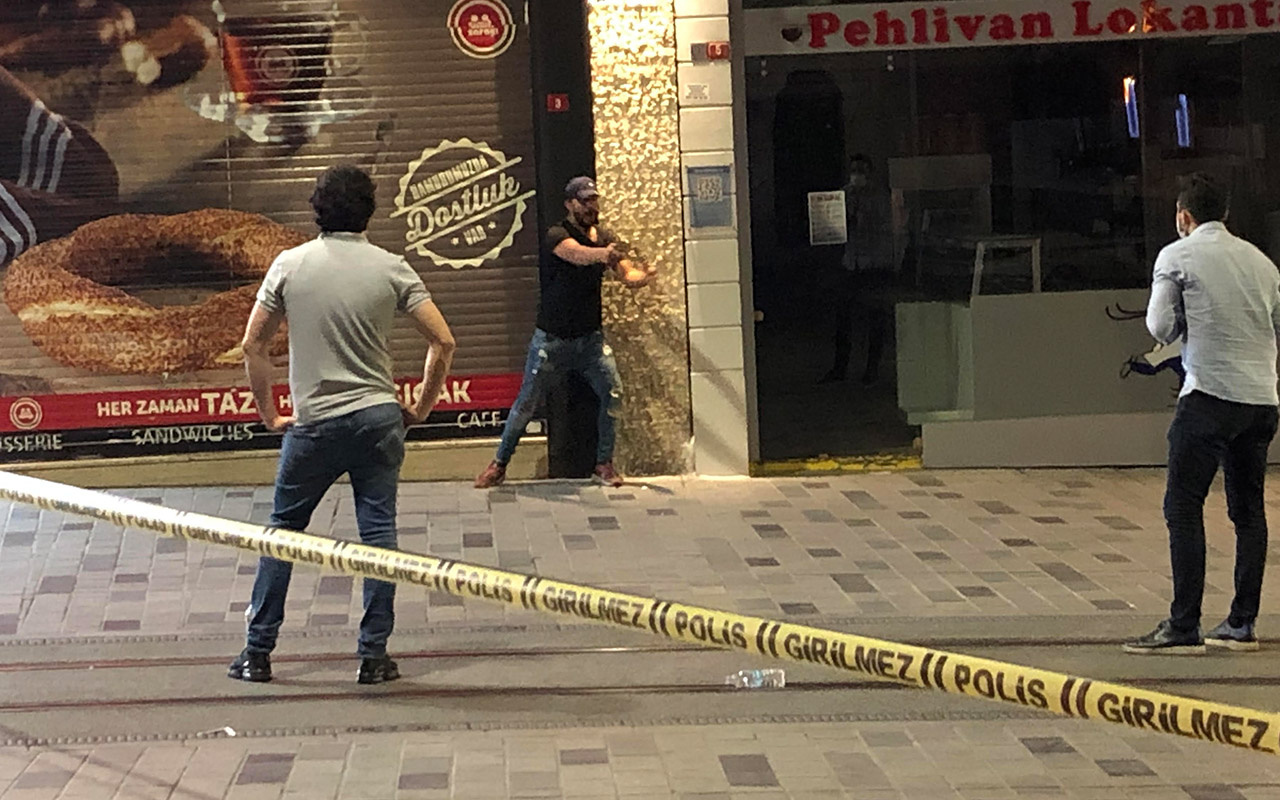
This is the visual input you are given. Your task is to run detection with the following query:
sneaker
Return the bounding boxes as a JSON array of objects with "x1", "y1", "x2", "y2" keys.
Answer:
[
  {"x1": 475, "y1": 460, "x2": 506, "y2": 489},
  {"x1": 1122, "y1": 620, "x2": 1205, "y2": 655},
  {"x1": 1205, "y1": 619, "x2": 1259, "y2": 651},
  {"x1": 593, "y1": 461, "x2": 624, "y2": 487},
  {"x1": 227, "y1": 649, "x2": 272, "y2": 682},
  {"x1": 357, "y1": 655, "x2": 401, "y2": 685}
]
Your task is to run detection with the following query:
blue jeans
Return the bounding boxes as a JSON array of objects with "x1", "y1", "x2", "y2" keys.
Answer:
[
  {"x1": 246, "y1": 402, "x2": 406, "y2": 658},
  {"x1": 495, "y1": 328, "x2": 622, "y2": 466}
]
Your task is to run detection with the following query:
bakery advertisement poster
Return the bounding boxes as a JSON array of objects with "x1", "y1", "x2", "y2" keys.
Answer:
[{"x1": 0, "y1": 0, "x2": 540, "y2": 462}]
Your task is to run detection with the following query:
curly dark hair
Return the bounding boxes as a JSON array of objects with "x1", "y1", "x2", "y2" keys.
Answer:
[{"x1": 310, "y1": 164, "x2": 376, "y2": 233}]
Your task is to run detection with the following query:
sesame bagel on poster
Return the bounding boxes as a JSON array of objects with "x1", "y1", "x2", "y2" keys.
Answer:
[
  {"x1": 747, "y1": 0, "x2": 1280, "y2": 55},
  {"x1": 3, "y1": 209, "x2": 304, "y2": 375}
]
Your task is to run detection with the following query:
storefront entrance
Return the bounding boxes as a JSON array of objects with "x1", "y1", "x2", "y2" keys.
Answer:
[{"x1": 744, "y1": 2, "x2": 1280, "y2": 463}]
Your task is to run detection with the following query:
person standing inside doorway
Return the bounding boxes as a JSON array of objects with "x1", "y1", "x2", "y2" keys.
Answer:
[
  {"x1": 475, "y1": 176, "x2": 653, "y2": 489},
  {"x1": 1125, "y1": 172, "x2": 1280, "y2": 655},
  {"x1": 228, "y1": 164, "x2": 456, "y2": 685},
  {"x1": 821, "y1": 154, "x2": 890, "y2": 385}
]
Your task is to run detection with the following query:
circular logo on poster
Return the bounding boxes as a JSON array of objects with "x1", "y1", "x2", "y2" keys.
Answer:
[
  {"x1": 448, "y1": 0, "x2": 515, "y2": 59},
  {"x1": 253, "y1": 45, "x2": 299, "y2": 85},
  {"x1": 9, "y1": 397, "x2": 42, "y2": 430},
  {"x1": 393, "y1": 138, "x2": 536, "y2": 269}
]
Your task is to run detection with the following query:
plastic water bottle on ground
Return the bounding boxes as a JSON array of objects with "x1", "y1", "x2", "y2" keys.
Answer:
[{"x1": 724, "y1": 668, "x2": 786, "y2": 689}]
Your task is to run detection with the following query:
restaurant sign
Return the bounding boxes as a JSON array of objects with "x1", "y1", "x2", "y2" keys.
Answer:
[{"x1": 746, "y1": 0, "x2": 1280, "y2": 55}]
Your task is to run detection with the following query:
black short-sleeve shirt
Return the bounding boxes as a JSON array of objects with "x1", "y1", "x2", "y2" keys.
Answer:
[{"x1": 535, "y1": 217, "x2": 616, "y2": 338}]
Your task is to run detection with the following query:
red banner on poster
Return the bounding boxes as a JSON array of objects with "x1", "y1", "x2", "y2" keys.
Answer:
[{"x1": 0, "y1": 374, "x2": 521, "y2": 435}]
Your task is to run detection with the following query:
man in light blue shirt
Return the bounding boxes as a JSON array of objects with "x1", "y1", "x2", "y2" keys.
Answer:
[{"x1": 1126, "y1": 173, "x2": 1280, "y2": 655}]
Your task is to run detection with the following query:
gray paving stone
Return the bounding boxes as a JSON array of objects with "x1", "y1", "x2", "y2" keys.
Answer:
[
  {"x1": 562, "y1": 535, "x2": 597, "y2": 551},
  {"x1": 11, "y1": 770, "x2": 75, "y2": 789},
  {"x1": 779, "y1": 602, "x2": 819, "y2": 615},
  {"x1": 718, "y1": 754, "x2": 779, "y2": 787},
  {"x1": 831, "y1": 574, "x2": 876, "y2": 593},
  {"x1": 842, "y1": 491, "x2": 884, "y2": 510},
  {"x1": 236, "y1": 753, "x2": 295, "y2": 785},
  {"x1": 1095, "y1": 759, "x2": 1156, "y2": 777},
  {"x1": 560, "y1": 748, "x2": 609, "y2": 765},
  {"x1": 803, "y1": 509, "x2": 839, "y2": 523},
  {"x1": 1038, "y1": 563, "x2": 1100, "y2": 591},
  {"x1": 1022, "y1": 738, "x2": 1077, "y2": 755},
  {"x1": 398, "y1": 771, "x2": 449, "y2": 789},
  {"x1": 979, "y1": 501, "x2": 1019, "y2": 515},
  {"x1": 1091, "y1": 599, "x2": 1134, "y2": 611},
  {"x1": 36, "y1": 576, "x2": 75, "y2": 594},
  {"x1": 923, "y1": 525, "x2": 957, "y2": 541}
]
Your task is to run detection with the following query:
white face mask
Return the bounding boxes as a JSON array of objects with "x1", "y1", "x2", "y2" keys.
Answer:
[
  {"x1": 848, "y1": 173, "x2": 868, "y2": 189},
  {"x1": 1175, "y1": 210, "x2": 1189, "y2": 239}
]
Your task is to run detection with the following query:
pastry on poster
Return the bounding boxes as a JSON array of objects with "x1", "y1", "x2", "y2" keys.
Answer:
[
  {"x1": 0, "y1": 2, "x2": 339, "y2": 380},
  {"x1": 0, "y1": 1, "x2": 382, "y2": 389},
  {"x1": 4, "y1": 208, "x2": 303, "y2": 375},
  {"x1": 0, "y1": 0, "x2": 215, "y2": 86},
  {"x1": 0, "y1": 1, "x2": 138, "y2": 74},
  {"x1": 0, "y1": 1, "x2": 222, "y2": 265}
]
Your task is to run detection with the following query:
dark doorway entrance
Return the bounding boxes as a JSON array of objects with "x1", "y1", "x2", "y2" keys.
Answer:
[{"x1": 747, "y1": 61, "x2": 918, "y2": 461}]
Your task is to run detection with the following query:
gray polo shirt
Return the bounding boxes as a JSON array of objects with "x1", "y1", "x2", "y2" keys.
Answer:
[
  {"x1": 1147, "y1": 221, "x2": 1280, "y2": 406},
  {"x1": 256, "y1": 232, "x2": 431, "y2": 424}
]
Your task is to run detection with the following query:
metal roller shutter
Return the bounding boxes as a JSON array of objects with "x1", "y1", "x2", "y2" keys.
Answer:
[{"x1": 0, "y1": 0, "x2": 538, "y2": 461}]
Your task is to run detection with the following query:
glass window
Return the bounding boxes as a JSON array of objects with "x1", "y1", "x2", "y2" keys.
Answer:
[{"x1": 747, "y1": 35, "x2": 1280, "y2": 301}]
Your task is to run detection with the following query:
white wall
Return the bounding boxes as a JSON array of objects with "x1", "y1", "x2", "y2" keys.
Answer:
[{"x1": 677, "y1": 0, "x2": 754, "y2": 475}]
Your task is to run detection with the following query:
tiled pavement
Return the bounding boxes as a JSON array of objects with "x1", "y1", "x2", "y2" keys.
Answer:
[
  {"x1": 4, "y1": 468, "x2": 1280, "y2": 798},
  {"x1": 3, "y1": 469, "x2": 1260, "y2": 637},
  {"x1": 5, "y1": 720, "x2": 1280, "y2": 799}
]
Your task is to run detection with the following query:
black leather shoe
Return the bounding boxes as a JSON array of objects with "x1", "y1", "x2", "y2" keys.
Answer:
[
  {"x1": 357, "y1": 655, "x2": 400, "y2": 685},
  {"x1": 228, "y1": 649, "x2": 272, "y2": 682}
]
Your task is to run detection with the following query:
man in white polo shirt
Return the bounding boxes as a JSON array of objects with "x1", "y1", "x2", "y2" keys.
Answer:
[
  {"x1": 1126, "y1": 172, "x2": 1280, "y2": 655},
  {"x1": 228, "y1": 165, "x2": 456, "y2": 684}
]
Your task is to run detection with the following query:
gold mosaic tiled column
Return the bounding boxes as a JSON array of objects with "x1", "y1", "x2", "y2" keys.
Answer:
[{"x1": 587, "y1": 1, "x2": 691, "y2": 476}]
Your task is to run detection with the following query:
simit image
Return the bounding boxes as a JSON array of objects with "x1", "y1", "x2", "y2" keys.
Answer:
[{"x1": 0, "y1": 0, "x2": 319, "y2": 386}]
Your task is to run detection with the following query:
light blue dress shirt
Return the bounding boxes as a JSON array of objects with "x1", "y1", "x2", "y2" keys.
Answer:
[{"x1": 1147, "y1": 221, "x2": 1280, "y2": 406}]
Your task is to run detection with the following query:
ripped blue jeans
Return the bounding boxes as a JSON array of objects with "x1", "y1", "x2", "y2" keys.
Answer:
[{"x1": 495, "y1": 328, "x2": 622, "y2": 466}]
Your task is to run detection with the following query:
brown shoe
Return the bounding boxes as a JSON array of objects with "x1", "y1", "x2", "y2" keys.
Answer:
[
  {"x1": 593, "y1": 461, "x2": 624, "y2": 487},
  {"x1": 475, "y1": 460, "x2": 507, "y2": 488}
]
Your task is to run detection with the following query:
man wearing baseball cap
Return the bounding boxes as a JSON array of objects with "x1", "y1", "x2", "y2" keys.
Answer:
[{"x1": 475, "y1": 176, "x2": 653, "y2": 488}]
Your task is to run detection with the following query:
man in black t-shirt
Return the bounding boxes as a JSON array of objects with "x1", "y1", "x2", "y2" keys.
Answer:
[{"x1": 476, "y1": 176, "x2": 653, "y2": 488}]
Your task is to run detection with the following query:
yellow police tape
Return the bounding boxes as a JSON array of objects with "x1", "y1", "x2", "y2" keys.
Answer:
[{"x1": 1, "y1": 470, "x2": 1276, "y2": 754}]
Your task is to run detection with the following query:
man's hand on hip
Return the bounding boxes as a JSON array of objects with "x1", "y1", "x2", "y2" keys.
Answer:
[
  {"x1": 262, "y1": 414, "x2": 295, "y2": 433},
  {"x1": 399, "y1": 401, "x2": 428, "y2": 427}
]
